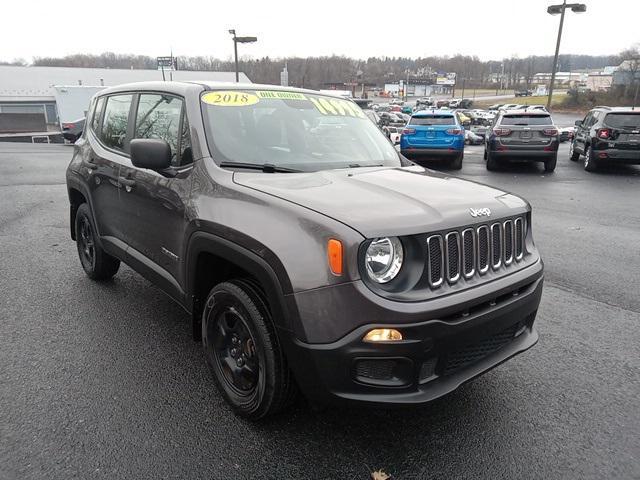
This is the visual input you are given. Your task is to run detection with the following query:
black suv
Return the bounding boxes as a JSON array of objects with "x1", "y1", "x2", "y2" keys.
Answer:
[
  {"x1": 484, "y1": 110, "x2": 559, "y2": 172},
  {"x1": 66, "y1": 82, "x2": 543, "y2": 419},
  {"x1": 570, "y1": 107, "x2": 640, "y2": 172}
]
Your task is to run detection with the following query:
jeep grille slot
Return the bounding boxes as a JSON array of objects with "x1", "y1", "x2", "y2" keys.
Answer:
[
  {"x1": 445, "y1": 232, "x2": 461, "y2": 283},
  {"x1": 477, "y1": 226, "x2": 490, "y2": 274},
  {"x1": 515, "y1": 217, "x2": 524, "y2": 260},
  {"x1": 491, "y1": 223, "x2": 502, "y2": 270},
  {"x1": 423, "y1": 216, "x2": 528, "y2": 291},
  {"x1": 462, "y1": 229, "x2": 475, "y2": 279},
  {"x1": 426, "y1": 235, "x2": 444, "y2": 288},
  {"x1": 503, "y1": 220, "x2": 514, "y2": 266}
]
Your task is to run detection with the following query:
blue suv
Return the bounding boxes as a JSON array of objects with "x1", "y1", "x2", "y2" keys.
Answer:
[{"x1": 400, "y1": 110, "x2": 465, "y2": 169}]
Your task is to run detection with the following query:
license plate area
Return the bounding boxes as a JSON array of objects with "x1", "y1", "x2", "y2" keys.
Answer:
[{"x1": 519, "y1": 130, "x2": 532, "y2": 139}]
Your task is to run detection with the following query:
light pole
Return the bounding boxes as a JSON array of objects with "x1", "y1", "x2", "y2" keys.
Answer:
[
  {"x1": 546, "y1": 1, "x2": 586, "y2": 110},
  {"x1": 228, "y1": 29, "x2": 257, "y2": 83}
]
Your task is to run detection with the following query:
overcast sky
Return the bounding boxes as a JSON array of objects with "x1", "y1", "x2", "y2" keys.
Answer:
[{"x1": 2, "y1": 0, "x2": 638, "y2": 62}]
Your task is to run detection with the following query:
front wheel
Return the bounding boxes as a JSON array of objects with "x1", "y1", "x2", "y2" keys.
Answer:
[
  {"x1": 202, "y1": 280, "x2": 296, "y2": 420},
  {"x1": 75, "y1": 203, "x2": 120, "y2": 280},
  {"x1": 569, "y1": 141, "x2": 580, "y2": 161}
]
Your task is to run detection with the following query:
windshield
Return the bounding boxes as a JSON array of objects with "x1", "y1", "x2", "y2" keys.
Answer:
[
  {"x1": 409, "y1": 115, "x2": 456, "y2": 126},
  {"x1": 500, "y1": 115, "x2": 552, "y2": 126},
  {"x1": 604, "y1": 113, "x2": 640, "y2": 129},
  {"x1": 201, "y1": 90, "x2": 400, "y2": 172}
]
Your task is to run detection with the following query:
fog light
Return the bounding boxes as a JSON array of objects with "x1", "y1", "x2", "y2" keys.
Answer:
[{"x1": 363, "y1": 328, "x2": 403, "y2": 342}]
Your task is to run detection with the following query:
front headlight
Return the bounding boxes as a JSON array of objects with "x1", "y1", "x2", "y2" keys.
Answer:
[{"x1": 365, "y1": 237, "x2": 404, "y2": 283}]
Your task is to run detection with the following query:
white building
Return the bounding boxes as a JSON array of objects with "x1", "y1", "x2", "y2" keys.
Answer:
[{"x1": 0, "y1": 65, "x2": 251, "y2": 134}]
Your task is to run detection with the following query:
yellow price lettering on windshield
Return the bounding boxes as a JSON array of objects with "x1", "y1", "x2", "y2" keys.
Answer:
[
  {"x1": 256, "y1": 91, "x2": 307, "y2": 100},
  {"x1": 201, "y1": 91, "x2": 259, "y2": 107},
  {"x1": 310, "y1": 97, "x2": 365, "y2": 119}
]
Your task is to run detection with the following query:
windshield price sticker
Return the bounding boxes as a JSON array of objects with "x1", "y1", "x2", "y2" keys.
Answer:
[
  {"x1": 256, "y1": 91, "x2": 307, "y2": 100},
  {"x1": 309, "y1": 97, "x2": 365, "y2": 119},
  {"x1": 201, "y1": 91, "x2": 260, "y2": 107}
]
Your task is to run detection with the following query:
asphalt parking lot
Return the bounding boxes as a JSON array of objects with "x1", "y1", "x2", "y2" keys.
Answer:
[{"x1": 1, "y1": 139, "x2": 639, "y2": 479}]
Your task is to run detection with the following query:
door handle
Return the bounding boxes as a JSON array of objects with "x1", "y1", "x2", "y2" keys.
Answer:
[
  {"x1": 82, "y1": 159, "x2": 97, "y2": 170},
  {"x1": 118, "y1": 176, "x2": 136, "y2": 191}
]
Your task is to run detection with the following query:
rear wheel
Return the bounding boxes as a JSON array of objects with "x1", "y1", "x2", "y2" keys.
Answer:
[
  {"x1": 544, "y1": 154, "x2": 557, "y2": 173},
  {"x1": 202, "y1": 280, "x2": 296, "y2": 420},
  {"x1": 75, "y1": 203, "x2": 120, "y2": 280},
  {"x1": 449, "y1": 151, "x2": 463, "y2": 170},
  {"x1": 486, "y1": 150, "x2": 499, "y2": 171},
  {"x1": 584, "y1": 145, "x2": 598, "y2": 172},
  {"x1": 569, "y1": 140, "x2": 580, "y2": 161}
]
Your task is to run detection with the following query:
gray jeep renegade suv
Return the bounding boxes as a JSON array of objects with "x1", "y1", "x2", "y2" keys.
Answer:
[{"x1": 66, "y1": 82, "x2": 543, "y2": 419}]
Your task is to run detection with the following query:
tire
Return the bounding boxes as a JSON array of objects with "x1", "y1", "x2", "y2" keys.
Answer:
[
  {"x1": 450, "y1": 151, "x2": 463, "y2": 170},
  {"x1": 486, "y1": 150, "x2": 499, "y2": 171},
  {"x1": 75, "y1": 203, "x2": 120, "y2": 280},
  {"x1": 483, "y1": 147, "x2": 487, "y2": 160},
  {"x1": 569, "y1": 141, "x2": 580, "y2": 161},
  {"x1": 202, "y1": 280, "x2": 296, "y2": 420},
  {"x1": 584, "y1": 145, "x2": 598, "y2": 172},
  {"x1": 544, "y1": 154, "x2": 557, "y2": 173}
]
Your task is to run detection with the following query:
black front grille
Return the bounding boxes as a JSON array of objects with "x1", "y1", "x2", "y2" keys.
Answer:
[
  {"x1": 424, "y1": 216, "x2": 528, "y2": 291},
  {"x1": 443, "y1": 324, "x2": 519, "y2": 376},
  {"x1": 355, "y1": 360, "x2": 396, "y2": 380}
]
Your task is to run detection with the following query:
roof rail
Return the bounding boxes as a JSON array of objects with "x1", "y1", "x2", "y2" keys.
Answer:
[{"x1": 593, "y1": 105, "x2": 611, "y2": 109}]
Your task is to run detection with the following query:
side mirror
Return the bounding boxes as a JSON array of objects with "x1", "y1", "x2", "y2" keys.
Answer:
[
  {"x1": 130, "y1": 138, "x2": 172, "y2": 170},
  {"x1": 574, "y1": 120, "x2": 583, "y2": 127}
]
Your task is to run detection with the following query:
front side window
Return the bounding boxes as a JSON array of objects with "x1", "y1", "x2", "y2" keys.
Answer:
[
  {"x1": 101, "y1": 95, "x2": 133, "y2": 151},
  {"x1": 134, "y1": 94, "x2": 183, "y2": 165},
  {"x1": 201, "y1": 90, "x2": 400, "y2": 172}
]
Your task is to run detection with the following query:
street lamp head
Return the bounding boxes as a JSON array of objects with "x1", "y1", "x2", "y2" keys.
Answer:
[
  {"x1": 547, "y1": 5, "x2": 563, "y2": 14},
  {"x1": 571, "y1": 4, "x2": 587, "y2": 13},
  {"x1": 235, "y1": 36, "x2": 257, "y2": 43},
  {"x1": 228, "y1": 29, "x2": 236, "y2": 35}
]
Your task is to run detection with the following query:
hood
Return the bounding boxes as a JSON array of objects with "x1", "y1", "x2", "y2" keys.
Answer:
[{"x1": 233, "y1": 166, "x2": 529, "y2": 238}]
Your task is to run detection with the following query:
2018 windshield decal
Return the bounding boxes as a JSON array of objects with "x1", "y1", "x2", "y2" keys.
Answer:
[{"x1": 201, "y1": 91, "x2": 259, "y2": 106}]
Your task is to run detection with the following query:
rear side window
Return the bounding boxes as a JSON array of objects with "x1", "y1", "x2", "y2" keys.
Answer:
[
  {"x1": 91, "y1": 97, "x2": 105, "y2": 133},
  {"x1": 410, "y1": 115, "x2": 455, "y2": 126},
  {"x1": 134, "y1": 94, "x2": 183, "y2": 165},
  {"x1": 604, "y1": 113, "x2": 640, "y2": 129},
  {"x1": 101, "y1": 95, "x2": 133, "y2": 152},
  {"x1": 500, "y1": 115, "x2": 551, "y2": 126}
]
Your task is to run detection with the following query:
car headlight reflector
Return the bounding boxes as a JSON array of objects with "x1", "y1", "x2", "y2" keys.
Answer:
[{"x1": 365, "y1": 237, "x2": 403, "y2": 283}]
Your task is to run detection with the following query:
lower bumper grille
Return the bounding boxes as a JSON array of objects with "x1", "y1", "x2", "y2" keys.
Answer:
[{"x1": 442, "y1": 323, "x2": 520, "y2": 376}]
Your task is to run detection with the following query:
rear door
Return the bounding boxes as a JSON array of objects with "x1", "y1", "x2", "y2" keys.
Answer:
[
  {"x1": 117, "y1": 92, "x2": 193, "y2": 289},
  {"x1": 574, "y1": 112, "x2": 594, "y2": 153}
]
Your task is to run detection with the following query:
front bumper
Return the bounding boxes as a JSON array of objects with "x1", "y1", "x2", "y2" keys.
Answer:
[{"x1": 283, "y1": 264, "x2": 543, "y2": 406}]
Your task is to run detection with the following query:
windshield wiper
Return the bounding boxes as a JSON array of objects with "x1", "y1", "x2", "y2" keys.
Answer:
[
  {"x1": 348, "y1": 163, "x2": 385, "y2": 168},
  {"x1": 219, "y1": 162, "x2": 301, "y2": 173}
]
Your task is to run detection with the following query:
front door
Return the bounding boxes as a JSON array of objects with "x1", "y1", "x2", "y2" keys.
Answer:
[{"x1": 117, "y1": 93, "x2": 194, "y2": 291}]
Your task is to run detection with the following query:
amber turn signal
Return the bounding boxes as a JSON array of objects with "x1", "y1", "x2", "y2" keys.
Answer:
[
  {"x1": 327, "y1": 239, "x2": 343, "y2": 276},
  {"x1": 363, "y1": 328, "x2": 403, "y2": 342}
]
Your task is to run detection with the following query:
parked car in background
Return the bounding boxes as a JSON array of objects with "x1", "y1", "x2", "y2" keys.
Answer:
[
  {"x1": 390, "y1": 98, "x2": 404, "y2": 106},
  {"x1": 458, "y1": 99, "x2": 473, "y2": 109},
  {"x1": 488, "y1": 104, "x2": 504, "y2": 111},
  {"x1": 570, "y1": 107, "x2": 640, "y2": 172},
  {"x1": 499, "y1": 104, "x2": 520, "y2": 111},
  {"x1": 454, "y1": 110, "x2": 471, "y2": 127},
  {"x1": 379, "y1": 111, "x2": 406, "y2": 126},
  {"x1": 465, "y1": 130, "x2": 483, "y2": 145},
  {"x1": 417, "y1": 96, "x2": 434, "y2": 106},
  {"x1": 62, "y1": 118, "x2": 85, "y2": 143},
  {"x1": 383, "y1": 125, "x2": 403, "y2": 144},
  {"x1": 400, "y1": 110, "x2": 465, "y2": 169},
  {"x1": 402, "y1": 106, "x2": 413, "y2": 115},
  {"x1": 449, "y1": 99, "x2": 461, "y2": 108},
  {"x1": 558, "y1": 126, "x2": 575, "y2": 142},
  {"x1": 484, "y1": 111, "x2": 559, "y2": 172},
  {"x1": 515, "y1": 90, "x2": 533, "y2": 97}
]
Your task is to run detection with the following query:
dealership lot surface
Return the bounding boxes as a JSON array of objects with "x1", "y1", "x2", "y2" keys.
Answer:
[{"x1": 1, "y1": 141, "x2": 639, "y2": 479}]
